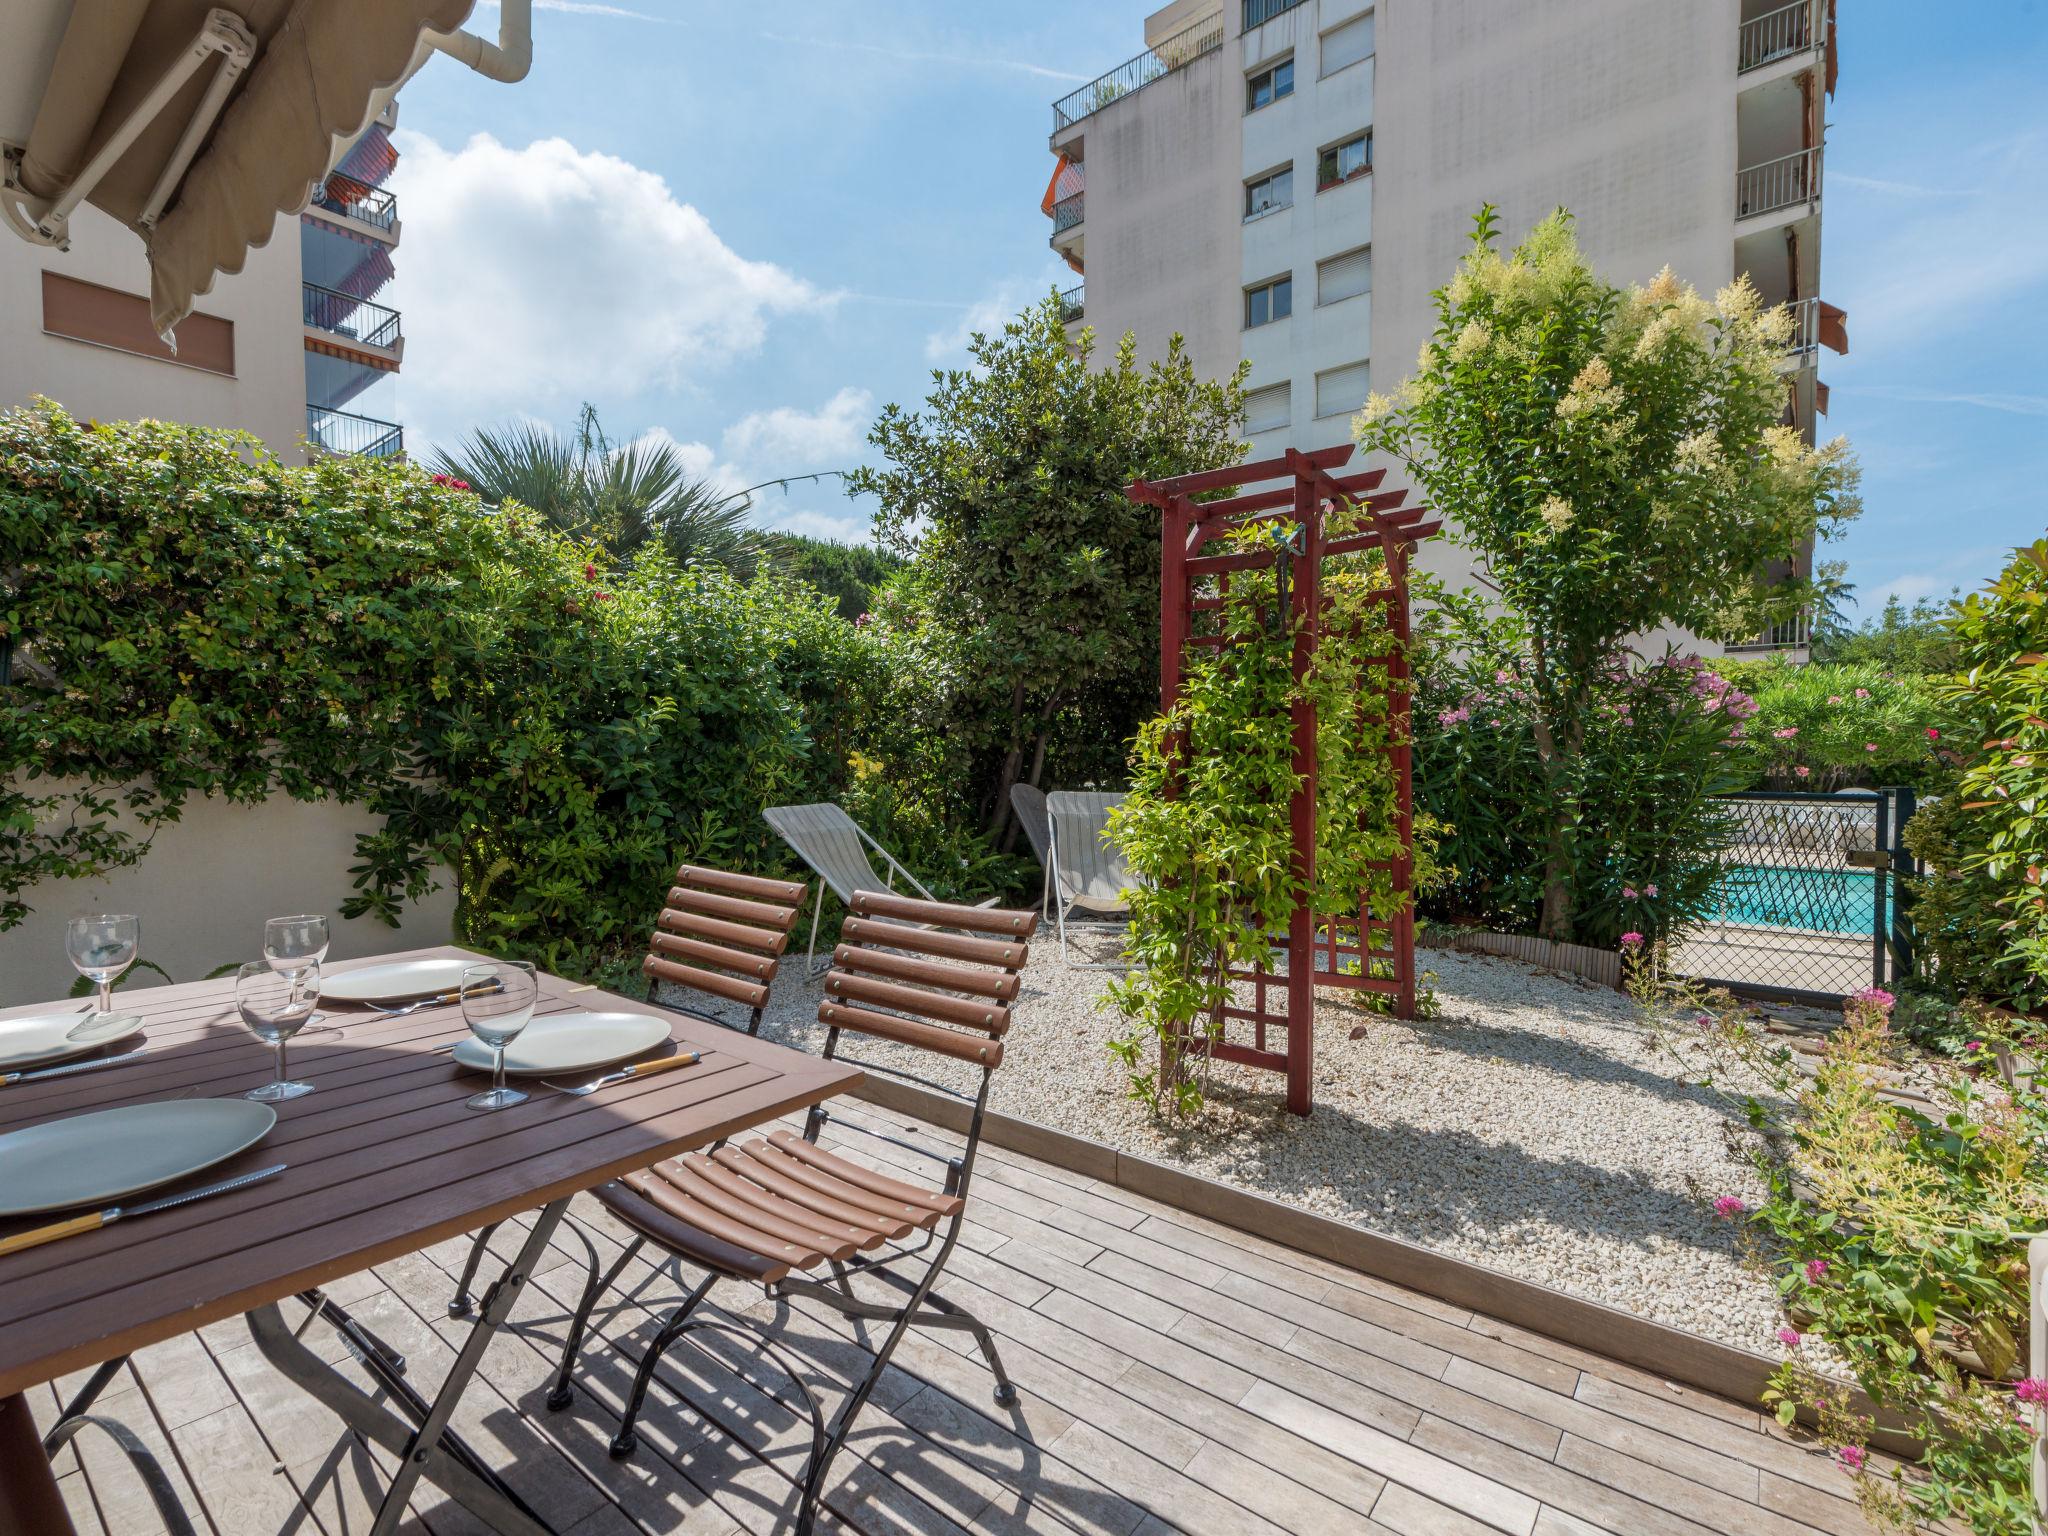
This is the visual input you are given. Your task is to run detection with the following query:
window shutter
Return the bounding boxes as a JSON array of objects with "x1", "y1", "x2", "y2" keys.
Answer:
[
  {"x1": 1322, "y1": 13, "x2": 1375, "y2": 76},
  {"x1": 1318, "y1": 247, "x2": 1372, "y2": 305},
  {"x1": 1245, "y1": 382, "x2": 1291, "y2": 434},
  {"x1": 1315, "y1": 361, "x2": 1371, "y2": 418}
]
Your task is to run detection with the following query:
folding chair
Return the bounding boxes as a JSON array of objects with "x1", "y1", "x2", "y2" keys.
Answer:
[
  {"x1": 544, "y1": 890, "x2": 1038, "y2": 1536},
  {"x1": 763, "y1": 802, "x2": 938, "y2": 970},
  {"x1": 445, "y1": 862, "x2": 807, "y2": 1319},
  {"x1": 1045, "y1": 790, "x2": 1134, "y2": 968},
  {"x1": 1009, "y1": 781, "x2": 1052, "y2": 873}
]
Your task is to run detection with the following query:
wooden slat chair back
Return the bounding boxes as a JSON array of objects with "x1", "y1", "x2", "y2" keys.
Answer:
[
  {"x1": 643, "y1": 864, "x2": 807, "y2": 1036},
  {"x1": 549, "y1": 891, "x2": 1040, "y2": 1536}
]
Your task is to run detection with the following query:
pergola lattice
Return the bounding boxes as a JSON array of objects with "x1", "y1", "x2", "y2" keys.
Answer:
[{"x1": 1127, "y1": 445, "x2": 1439, "y2": 1116}]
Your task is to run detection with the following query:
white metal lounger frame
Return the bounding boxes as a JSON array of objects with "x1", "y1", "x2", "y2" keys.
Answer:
[
  {"x1": 1045, "y1": 790, "x2": 1134, "y2": 969},
  {"x1": 763, "y1": 803, "x2": 938, "y2": 971}
]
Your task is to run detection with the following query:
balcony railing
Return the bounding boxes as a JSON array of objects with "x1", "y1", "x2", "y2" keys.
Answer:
[
  {"x1": 312, "y1": 178, "x2": 397, "y2": 232},
  {"x1": 1727, "y1": 611, "x2": 1814, "y2": 653},
  {"x1": 1784, "y1": 296, "x2": 1820, "y2": 358},
  {"x1": 1738, "y1": 1, "x2": 1815, "y2": 72},
  {"x1": 1052, "y1": 11, "x2": 1225, "y2": 132},
  {"x1": 1244, "y1": 0, "x2": 1309, "y2": 27},
  {"x1": 1058, "y1": 283, "x2": 1085, "y2": 323},
  {"x1": 303, "y1": 283, "x2": 401, "y2": 350},
  {"x1": 306, "y1": 405, "x2": 404, "y2": 461},
  {"x1": 1736, "y1": 146, "x2": 1821, "y2": 220},
  {"x1": 1050, "y1": 193, "x2": 1085, "y2": 235}
]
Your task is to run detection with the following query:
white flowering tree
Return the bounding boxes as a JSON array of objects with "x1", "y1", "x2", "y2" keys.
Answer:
[{"x1": 1354, "y1": 206, "x2": 1861, "y2": 942}]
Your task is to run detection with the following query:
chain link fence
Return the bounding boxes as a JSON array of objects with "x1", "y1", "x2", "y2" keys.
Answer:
[{"x1": 1672, "y1": 789, "x2": 1919, "y2": 1007}]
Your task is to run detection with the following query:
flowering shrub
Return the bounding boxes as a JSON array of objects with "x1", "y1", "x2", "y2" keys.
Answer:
[
  {"x1": 1415, "y1": 593, "x2": 1750, "y2": 946},
  {"x1": 1683, "y1": 985, "x2": 2045, "y2": 1532},
  {"x1": 1355, "y1": 205, "x2": 1858, "y2": 941},
  {"x1": 1721, "y1": 657, "x2": 1949, "y2": 791}
]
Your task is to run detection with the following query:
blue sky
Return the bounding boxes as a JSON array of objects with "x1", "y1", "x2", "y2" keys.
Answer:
[{"x1": 384, "y1": 0, "x2": 2048, "y2": 616}]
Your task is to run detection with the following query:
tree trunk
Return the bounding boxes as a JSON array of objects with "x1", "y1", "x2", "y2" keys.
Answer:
[{"x1": 1527, "y1": 638, "x2": 1579, "y2": 943}]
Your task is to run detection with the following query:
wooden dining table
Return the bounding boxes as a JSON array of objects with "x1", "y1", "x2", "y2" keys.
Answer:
[{"x1": 0, "y1": 945, "x2": 859, "y2": 1536}]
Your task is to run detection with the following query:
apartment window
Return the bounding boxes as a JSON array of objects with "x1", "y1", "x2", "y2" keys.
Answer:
[
  {"x1": 40, "y1": 271, "x2": 235, "y2": 376},
  {"x1": 1244, "y1": 165, "x2": 1293, "y2": 219},
  {"x1": 1245, "y1": 57, "x2": 1294, "y2": 112},
  {"x1": 1317, "y1": 131, "x2": 1372, "y2": 191},
  {"x1": 1245, "y1": 381, "x2": 1292, "y2": 434},
  {"x1": 1321, "y1": 11, "x2": 1375, "y2": 77},
  {"x1": 1317, "y1": 246, "x2": 1372, "y2": 306},
  {"x1": 1316, "y1": 360, "x2": 1370, "y2": 419},
  {"x1": 1244, "y1": 275, "x2": 1293, "y2": 328}
]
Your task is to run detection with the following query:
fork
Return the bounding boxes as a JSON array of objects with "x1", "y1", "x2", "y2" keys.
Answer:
[
  {"x1": 543, "y1": 1049, "x2": 706, "y2": 1096},
  {"x1": 367, "y1": 980, "x2": 502, "y2": 1019}
]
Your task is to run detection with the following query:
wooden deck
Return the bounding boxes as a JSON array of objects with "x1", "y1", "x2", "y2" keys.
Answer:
[{"x1": 28, "y1": 1097, "x2": 1885, "y2": 1536}]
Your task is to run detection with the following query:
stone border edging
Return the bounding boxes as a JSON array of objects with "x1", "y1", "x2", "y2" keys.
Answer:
[
  {"x1": 1421, "y1": 925, "x2": 1625, "y2": 990},
  {"x1": 846, "y1": 1071, "x2": 1918, "y2": 1459}
]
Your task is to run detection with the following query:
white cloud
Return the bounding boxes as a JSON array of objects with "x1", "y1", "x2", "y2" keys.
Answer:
[
  {"x1": 722, "y1": 387, "x2": 872, "y2": 467},
  {"x1": 389, "y1": 133, "x2": 828, "y2": 449},
  {"x1": 1833, "y1": 384, "x2": 2048, "y2": 419}
]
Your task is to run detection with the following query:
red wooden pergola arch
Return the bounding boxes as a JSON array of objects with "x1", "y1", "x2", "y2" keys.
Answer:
[{"x1": 1127, "y1": 445, "x2": 1440, "y2": 1116}]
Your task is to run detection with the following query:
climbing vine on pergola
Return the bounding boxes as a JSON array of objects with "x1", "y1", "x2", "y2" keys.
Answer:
[{"x1": 1113, "y1": 446, "x2": 1437, "y2": 1118}]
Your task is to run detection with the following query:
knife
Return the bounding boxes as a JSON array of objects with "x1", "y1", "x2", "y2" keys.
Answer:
[
  {"x1": 0, "y1": 1163, "x2": 287, "y2": 1258},
  {"x1": 0, "y1": 1052, "x2": 144, "y2": 1088}
]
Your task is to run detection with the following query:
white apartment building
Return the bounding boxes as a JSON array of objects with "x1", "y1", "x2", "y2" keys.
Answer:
[{"x1": 1045, "y1": 0, "x2": 1842, "y2": 652}]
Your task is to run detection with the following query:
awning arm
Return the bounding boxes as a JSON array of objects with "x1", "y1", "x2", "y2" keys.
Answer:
[{"x1": 1, "y1": 8, "x2": 256, "y2": 249}]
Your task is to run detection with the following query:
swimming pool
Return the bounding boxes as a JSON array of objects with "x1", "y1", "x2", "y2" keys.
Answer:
[{"x1": 1711, "y1": 864, "x2": 1884, "y2": 936}]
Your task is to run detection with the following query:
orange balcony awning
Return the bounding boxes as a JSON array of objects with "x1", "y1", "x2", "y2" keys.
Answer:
[
  {"x1": 1040, "y1": 154, "x2": 1084, "y2": 217},
  {"x1": 1818, "y1": 300, "x2": 1848, "y2": 355}
]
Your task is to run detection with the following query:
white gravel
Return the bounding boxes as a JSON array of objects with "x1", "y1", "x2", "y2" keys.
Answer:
[{"x1": 693, "y1": 938, "x2": 1801, "y2": 1357}]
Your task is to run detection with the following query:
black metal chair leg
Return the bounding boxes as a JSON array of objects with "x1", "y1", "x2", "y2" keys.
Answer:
[
  {"x1": 610, "y1": 1271, "x2": 716, "y2": 1459},
  {"x1": 548, "y1": 1235, "x2": 643, "y2": 1412},
  {"x1": 919, "y1": 1289, "x2": 1017, "y2": 1405},
  {"x1": 447, "y1": 1221, "x2": 503, "y2": 1317}
]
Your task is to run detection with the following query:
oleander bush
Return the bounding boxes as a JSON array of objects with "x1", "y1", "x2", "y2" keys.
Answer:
[
  {"x1": 1720, "y1": 656, "x2": 1950, "y2": 791},
  {"x1": 1414, "y1": 590, "x2": 1750, "y2": 947},
  {"x1": 0, "y1": 404, "x2": 901, "y2": 973}
]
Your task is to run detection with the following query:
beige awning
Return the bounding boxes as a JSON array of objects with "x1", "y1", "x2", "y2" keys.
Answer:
[{"x1": 5, "y1": 0, "x2": 474, "y2": 336}]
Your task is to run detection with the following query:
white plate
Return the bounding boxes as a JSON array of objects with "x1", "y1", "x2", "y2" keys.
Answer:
[
  {"x1": 322, "y1": 958, "x2": 477, "y2": 1005},
  {"x1": 450, "y1": 1012, "x2": 672, "y2": 1077},
  {"x1": 0, "y1": 1012, "x2": 146, "y2": 1073},
  {"x1": 0, "y1": 1099, "x2": 277, "y2": 1216}
]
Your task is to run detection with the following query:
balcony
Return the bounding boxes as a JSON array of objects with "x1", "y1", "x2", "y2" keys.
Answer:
[
  {"x1": 311, "y1": 176, "x2": 397, "y2": 234},
  {"x1": 1736, "y1": 146, "x2": 1821, "y2": 221},
  {"x1": 1048, "y1": 192, "x2": 1085, "y2": 260},
  {"x1": 302, "y1": 282, "x2": 401, "y2": 353},
  {"x1": 1244, "y1": 0, "x2": 1309, "y2": 26},
  {"x1": 1051, "y1": 11, "x2": 1225, "y2": 134},
  {"x1": 1727, "y1": 610, "x2": 1814, "y2": 654},
  {"x1": 306, "y1": 404, "x2": 404, "y2": 461},
  {"x1": 1739, "y1": 1, "x2": 1816, "y2": 73},
  {"x1": 1058, "y1": 282, "x2": 1085, "y2": 323}
]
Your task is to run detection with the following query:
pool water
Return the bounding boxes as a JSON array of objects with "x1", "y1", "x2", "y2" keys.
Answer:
[{"x1": 1712, "y1": 864, "x2": 1883, "y2": 936}]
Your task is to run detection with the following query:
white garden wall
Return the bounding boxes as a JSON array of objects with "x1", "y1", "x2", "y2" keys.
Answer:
[{"x1": 0, "y1": 789, "x2": 455, "y2": 1007}]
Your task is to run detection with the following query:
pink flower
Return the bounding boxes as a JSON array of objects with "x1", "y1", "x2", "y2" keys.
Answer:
[
  {"x1": 1777, "y1": 1327, "x2": 1802, "y2": 1349},
  {"x1": 1848, "y1": 987, "x2": 1896, "y2": 1014},
  {"x1": 1864, "y1": 743, "x2": 1878, "y2": 753},
  {"x1": 1620, "y1": 931, "x2": 1644, "y2": 949},
  {"x1": 1773, "y1": 727, "x2": 1799, "y2": 739},
  {"x1": 1838, "y1": 1445, "x2": 1866, "y2": 1471},
  {"x1": 1794, "y1": 766, "x2": 1810, "y2": 778},
  {"x1": 1495, "y1": 669, "x2": 1515, "y2": 684},
  {"x1": 1805, "y1": 1259, "x2": 1829, "y2": 1283},
  {"x1": 1966, "y1": 1039, "x2": 1985, "y2": 1052},
  {"x1": 1854, "y1": 688, "x2": 1870, "y2": 699},
  {"x1": 1622, "y1": 886, "x2": 1639, "y2": 900},
  {"x1": 1645, "y1": 884, "x2": 1658, "y2": 897},
  {"x1": 1437, "y1": 706, "x2": 1471, "y2": 727},
  {"x1": 2015, "y1": 1378, "x2": 2048, "y2": 1406},
  {"x1": 1828, "y1": 695, "x2": 1842, "y2": 705},
  {"x1": 1713, "y1": 1196, "x2": 1746, "y2": 1219},
  {"x1": 1927, "y1": 727, "x2": 1942, "y2": 740}
]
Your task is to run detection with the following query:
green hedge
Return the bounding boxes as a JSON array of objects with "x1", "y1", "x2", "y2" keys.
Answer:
[{"x1": 0, "y1": 405, "x2": 889, "y2": 974}]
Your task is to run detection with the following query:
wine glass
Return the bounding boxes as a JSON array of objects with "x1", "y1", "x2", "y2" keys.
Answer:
[
  {"x1": 461, "y1": 961, "x2": 537, "y2": 1111},
  {"x1": 66, "y1": 914, "x2": 140, "y2": 1041},
  {"x1": 263, "y1": 914, "x2": 330, "y2": 978},
  {"x1": 238, "y1": 960, "x2": 321, "y2": 1101}
]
